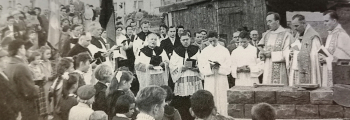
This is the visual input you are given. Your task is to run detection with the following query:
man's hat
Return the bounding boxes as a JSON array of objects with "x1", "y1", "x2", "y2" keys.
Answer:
[{"x1": 77, "y1": 85, "x2": 96, "y2": 100}]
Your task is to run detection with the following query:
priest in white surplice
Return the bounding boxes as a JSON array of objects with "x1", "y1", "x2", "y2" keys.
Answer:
[
  {"x1": 289, "y1": 14, "x2": 322, "y2": 86},
  {"x1": 134, "y1": 33, "x2": 169, "y2": 90},
  {"x1": 198, "y1": 31, "x2": 230, "y2": 116},
  {"x1": 258, "y1": 12, "x2": 291, "y2": 86},
  {"x1": 320, "y1": 10, "x2": 350, "y2": 87},
  {"x1": 231, "y1": 31, "x2": 261, "y2": 86},
  {"x1": 170, "y1": 33, "x2": 203, "y2": 96}
]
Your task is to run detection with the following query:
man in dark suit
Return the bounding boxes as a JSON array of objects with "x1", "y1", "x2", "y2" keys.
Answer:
[
  {"x1": 1, "y1": 16, "x2": 20, "y2": 40},
  {"x1": 62, "y1": 24, "x2": 83, "y2": 57},
  {"x1": 250, "y1": 30, "x2": 263, "y2": 84},
  {"x1": 160, "y1": 26, "x2": 182, "y2": 59},
  {"x1": 160, "y1": 26, "x2": 182, "y2": 91},
  {"x1": 67, "y1": 32, "x2": 92, "y2": 57},
  {"x1": 6, "y1": 40, "x2": 39, "y2": 120},
  {"x1": 11, "y1": 10, "x2": 26, "y2": 38},
  {"x1": 0, "y1": 49, "x2": 20, "y2": 120},
  {"x1": 136, "y1": 21, "x2": 152, "y2": 41},
  {"x1": 34, "y1": 7, "x2": 49, "y2": 47}
]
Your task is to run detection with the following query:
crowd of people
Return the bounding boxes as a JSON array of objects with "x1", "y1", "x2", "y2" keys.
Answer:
[{"x1": 1, "y1": 0, "x2": 350, "y2": 120}]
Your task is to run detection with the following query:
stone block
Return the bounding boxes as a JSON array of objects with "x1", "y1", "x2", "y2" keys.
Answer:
[
  {"x1": 244, "y1": 104, "x2": 254, "y2": 118},
  {"x1": 319, "y1": 105, "x2": 344, "y2": 118},
  {"x1": 345, "y1": 107, "x2": 350, "y2": 118},
  {"x1": 310, "y1": 88, "x2": 333, "y2": 105},
  {"x1": 255, "y1": 91, "x2": 276, "y2": 104},
  {"x1": 228, "y1": 88, "x2": 254, "y2": 104},
  {"x1": 228, "y1": 104, "x2": 244, "y2": 118},
  {"x1": 295, "y1": 105, "x2": 319, "y2": 119},
  {"x1": 276, "y1": 91, "x2": 310, "y2": 104},
  {"x1": 272, "y1": 104, "x2": 295, "y2": 119}
]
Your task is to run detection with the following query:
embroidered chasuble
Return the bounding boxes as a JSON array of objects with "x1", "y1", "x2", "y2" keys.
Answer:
[
  {"x1": 258, "y1": 26, "x2": 291, "y2": 85},
  {"x1": 322, "y1": 24, "x2": 350, "y2": 87},
  {"x1": 135, "y1": 46, "x2": 169, "y2": 90},
  {"x1": 289, "y1": 25, "x2": 322, "y2": 86}
]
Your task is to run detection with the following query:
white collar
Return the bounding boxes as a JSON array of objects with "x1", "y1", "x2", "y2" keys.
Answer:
[
  {"x1": 136, "y1": 112, "x2": 155, "y2": 120},
  {"x1": 270, "y1": 25, "x2": 285, "y2": 33},
  {"x1": 116, "y1": 113, "x2": 128, "y2": 118},
  {"x1": 302, "y1": 24, "x2": 311, "y2": 36}
]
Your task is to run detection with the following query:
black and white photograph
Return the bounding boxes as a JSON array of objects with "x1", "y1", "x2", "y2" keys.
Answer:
[{"x1": 0, "y1": 0, "x2": 350, "y2": 120}]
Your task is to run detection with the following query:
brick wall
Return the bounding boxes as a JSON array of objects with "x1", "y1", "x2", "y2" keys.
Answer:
[{"x1": 227, "y1": 87, "x2": 349, "y2": 119}]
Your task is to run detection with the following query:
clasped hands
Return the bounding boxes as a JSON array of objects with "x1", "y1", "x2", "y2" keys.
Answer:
[
  {"x1": 318, "y1": 53, "x2": 326, "y2": 64},
  {"x1": 259, "y1": 51, "x2": 271, "y2": 61},
  {"x1": 237, "y1": 65, "x2": 250, "y2": 73},
  {"x1": 209, "y1": 60, "x2": 220, "y2": 69}
]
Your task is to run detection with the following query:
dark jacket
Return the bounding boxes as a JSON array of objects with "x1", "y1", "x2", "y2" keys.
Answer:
[
  {"x1": 160, "y1": 37, "x2": 182, "y2": 59},
  {"x1": 58, "y1": 96, "x2": 78, "y2": 120},
  {"x1": 1, "y1": 25, "x2": 21, "y2": 39},
  {"x1": 107, "y1": 90, "x2": 125, "y2": 120},
  {"x1": 61, "y1": 37, "x2": 79, "y2": 57},
  {"x1": 112, "y1": 116, "x2": 129, "y2": 120},
  {"x1": 92, "y1": 82, "x2": 108, "y2": 113},
  {"x1": 162, "y1": 105, "x2": 182, "y2": 120},
  {"x1": 0, "y1": 72, "x2": 20, "y2": 120},
  {"x1": 5, "y1": 56, "x2": 39, "y2": 120},
  {"x1": 67, "y1": 43, "x2": 92, "y2": 57}
]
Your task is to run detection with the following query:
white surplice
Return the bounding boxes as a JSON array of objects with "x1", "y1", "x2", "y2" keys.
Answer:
[
  {"x1": 322, "y1": 24, "x2": 350, "y2": 87},
  {"x1": 231, "y1": 45, "x2": 261, "y2": 86},
  {"x1": 169, "y1": 49, "x2": 203, "y2": 96},
  {"x1": 134, "y1": 48, "x2": 169, "y2": 90},
  {"x1": 198, "y1": 44, "x2": 231, "y2": 116},
  {"x1": 258, "y1": 26, "x2": 291, "y2": 85},
  {"x1": 289, "y1": 25, "x2": 322, "y2": 86}
]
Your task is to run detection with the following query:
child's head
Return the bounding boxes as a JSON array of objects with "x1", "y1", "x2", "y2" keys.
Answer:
[
  {"x1": 94, "y1": 64, "x2": 113, "y2": 83},
  {"x1": 28, "y1": 51, "x2": 41, "y2": 65},
  {"x1": 62, "y1": 70, "x2": 78, "y2": 99},
  {"x1": 73, "y1": 52, "x2": 91, "y2": 72},
  {"x1": 77, "y1": 85, "x2": 96, "y2": 105},
  {"x1": 89, "y1": 111, "x2": 108, "y2": 120},
  {"x1": 107, "y1": 71, "x2": 134, "y2": 95},
  {"x1": 115, "y1": 95, "x2": 136, "y2": 118},
  {"x1": 190, "y1": 90, "x2": 215, "y2": 119},
  {"x1": 160, "y1": 85, "x2": 173, "y2": 103},
  {"x1": 57, "y1": 57, "x2": 74, "y2": 75},
  {"x1": 39, "y1": 46, "x2": 51, "y2": 60}
]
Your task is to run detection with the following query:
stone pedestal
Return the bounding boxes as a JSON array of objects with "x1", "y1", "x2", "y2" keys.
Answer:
[{"x1": 227, "y1": 86, "x2": 348, "y2": 119}]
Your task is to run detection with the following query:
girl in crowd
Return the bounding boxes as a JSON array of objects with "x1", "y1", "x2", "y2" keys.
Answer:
[
  {"x1": 106, "y1": 70, "x2": 134, "y2": 120},
  {"x1": 112, "y1": 95, "x2": 136, "y2": 120},
  {"x1": 49, "y1": 57, "x2": 76, "y2": 120},
  {"x1": 39, "y1": 46, "x2": 53, "y2": 117},
  {"x1": 72, "y1": 16, "x2": 83, "y2": 25}
]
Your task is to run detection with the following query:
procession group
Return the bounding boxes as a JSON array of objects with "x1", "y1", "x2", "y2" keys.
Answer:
[{"x1": 1, "y1": 0, "x2": 350, "y2": 120}]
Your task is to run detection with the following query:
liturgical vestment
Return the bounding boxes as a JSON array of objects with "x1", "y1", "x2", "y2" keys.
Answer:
[
  {"x1": 289, "y1": 24, "x2": 322, "y2": 86},
  {"x1": 258, "y1": 26, "x2": 291, "y2": 85},
  {"x1": 322, "y1": 24, "x2": 350, "y2": 87},
  {"x1": 198, "y1": 44, "x2": 231, "y2": 116},
  {"x1": 135, "y1": 46, "x2": 169, "y2": 90},
  {"x1": 231, "y1": 45, "x2": 262, "y2": 86},
  {"x1": 169, "y1": 45, "x2": 203, "y2": 96}
]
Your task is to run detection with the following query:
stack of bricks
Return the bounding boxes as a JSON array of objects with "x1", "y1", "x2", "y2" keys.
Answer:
[{"x1": 227, "y1": 86, "x2": 350, "y2": 119}]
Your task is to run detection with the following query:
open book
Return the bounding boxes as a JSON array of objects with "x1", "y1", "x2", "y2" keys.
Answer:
[
  {"x1": 318, "y1": 46, "x2": 332, "y2": 57},
  {"x1": 318, "y1": 46, "x2": 333, "y2": 70}
]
